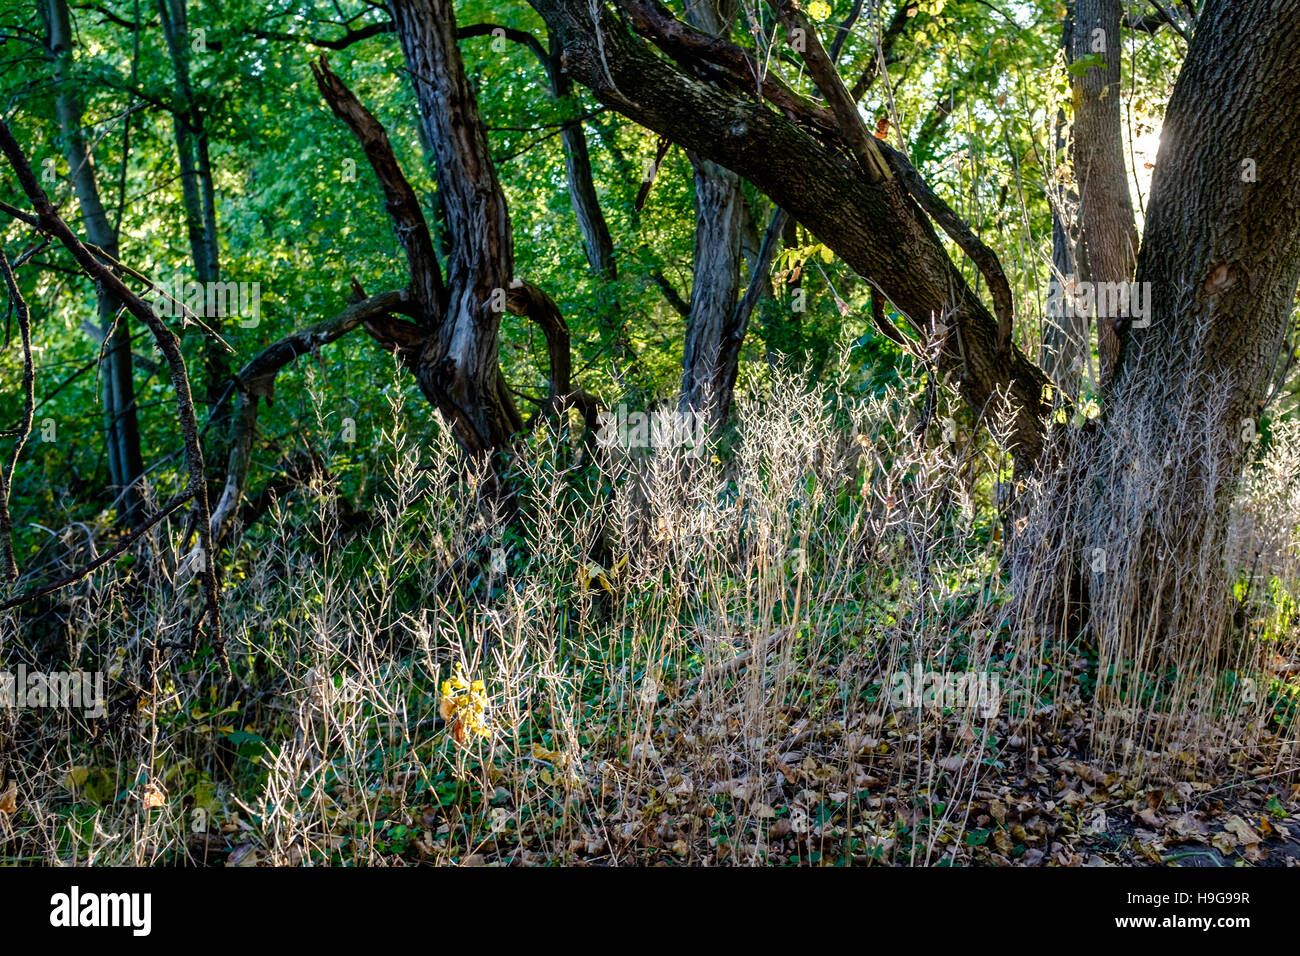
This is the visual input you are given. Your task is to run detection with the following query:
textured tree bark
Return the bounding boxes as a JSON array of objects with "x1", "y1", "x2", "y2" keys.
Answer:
[
  {"x1": 1074, "y1": 0, "x2": 1300, "y2": 657},
  {"x1": 678, "y1": 0, "x2": 747, "y2": 426},
  {"x1": 531, "y1": 0, "x2": 1052, "y2": 467},
  {"x1": 1071, "y1": 0, "x2": 1139, "y2": 387},
  {"x1": 680, "y1": 154, "x2": 746, "y2": 423},
  {"x1": 389, "y1": 0, "x2": 523, "y2": 456},
  {"x1": 1043, "y1": 197, "x2": 1087, "y2": 404},
  {"x1": 310, "y1": 2, "x2": 592, "y2": 471},
  {"x1": 45, "y1": 0, "x2": 146, "y2": 525}
]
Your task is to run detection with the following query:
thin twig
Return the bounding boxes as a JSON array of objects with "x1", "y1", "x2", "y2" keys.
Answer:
[
  {"x1": 0, "y1": 244, "x2": 35, "y2": 581},
  {"x1": 0, "y1": 491, "x2": 193, "y2": 610}
]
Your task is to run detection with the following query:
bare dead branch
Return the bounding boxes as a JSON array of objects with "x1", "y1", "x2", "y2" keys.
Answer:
[
  {"x1": 0, "y1": 490, "x2": 193, "y2": 612},
  {"x1": 633, "y1": 136, "x2": 672, "y2": 212},
  {"x1": 730, "y1": 206, "x2": 788, "y2": 346},
  {"x1": 0, "y1": 244, "x2": 35, "y2": 581},
  {"x1": 310, "y1": 55, "x2": 445, "y2": 318},
  {"x1": 456, "y1": 22, "x2": 548, "y2": 63},
  {"x1": 0, "y1": 116, "x2": 223, "y2": 659},
  {"x1": 209, "y1": 288, "x2": 411, "y2": 545}
]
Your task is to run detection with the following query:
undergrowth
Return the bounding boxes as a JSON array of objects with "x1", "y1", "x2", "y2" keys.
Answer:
[{"x1": 2, "y1": 360, "x2": 1297, "y2": 866}]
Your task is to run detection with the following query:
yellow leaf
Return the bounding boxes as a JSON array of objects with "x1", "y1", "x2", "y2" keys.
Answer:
[
  {"x1": 807, "y1": 0, "x2": 832, "y2": 20},
  {"x1": 439, "y1": 695, "x2": 457, "y2": 721},
  {"x1": 532, "y1": 743, "x2": 565, "y2": 764},
  {"x1": 580, "y1": 562, "x2": 613, "y2": 592}
]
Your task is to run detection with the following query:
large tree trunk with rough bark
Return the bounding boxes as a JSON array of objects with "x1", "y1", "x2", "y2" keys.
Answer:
[
  {"x1": 388, "y1": 0, "x2": 523, "y2": 455},
  {"x1": 1065, "y1": 0, "x2": 1300, "y2": 663},
  {"x1": 680, "y1": 154, "x2": 746, "y2": 423}
]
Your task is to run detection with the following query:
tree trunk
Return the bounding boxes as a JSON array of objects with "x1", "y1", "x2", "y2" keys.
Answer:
[
  {"x1": 1074, "y1": 0, "x2": 1300, "y2": 662},
  {"x1": 1043, "y1": 202, "x2": 1087, "y2": 403},
  {"x1": 158, "y1": 0, "x2": 230, "y2": 496},
  {"x1": 680, "y1": 153, "x2": 746, "y2": 423},
  {"x1": 389, "y1": 0, "x2": 523, "y2": 455},
  {"x1": 1041, "y1": 9, "x2": 1086, "y2": 403},
  {"x1": 158, "y1": 0, "x2": 225, "y2": 401},
  {"x1": 46, "y1": 0, "x2": 146, "y2": 525},
  {"x1": 1071, "y1": 0, "x2": 1139, "y2": 387},
  {"x1": 542, "y1": 33, "x2": 640, "y2": 378},
  {"x1": 549, "y1": 45, "x2": 617, "y2": 281},
  {"x1": 675, "y1": 0, "x2": 749, "y2": 426}
]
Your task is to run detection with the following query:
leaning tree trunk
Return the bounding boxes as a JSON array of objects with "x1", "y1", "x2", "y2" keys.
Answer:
[
  {"x1": 1071, "y1": 0, "x2": 1139, "y2": 387},
  {"x1": 46, "y1": 0, "x2": 146, "y2": 525},
  {"x1": 1071, "y1": 0, "x2": 1300, "y2": 673},
  {"x1": 532, "y1": 0, "x2": 1054, "y2": 470}
]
